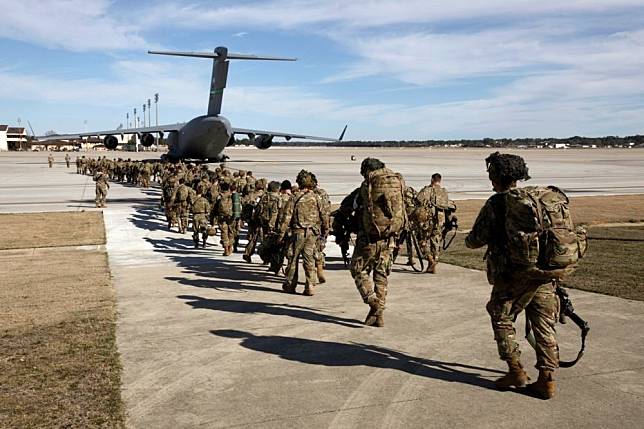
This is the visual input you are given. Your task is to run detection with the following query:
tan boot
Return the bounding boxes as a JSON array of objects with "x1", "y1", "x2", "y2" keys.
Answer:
[
  {"x1": 495, "y1": 358, "x2": 530, "y2": 389},
  {"x1": 364, "y1": 297, "x2": 383, "y2": 327},
  {"x1": 223, "y1": 245, "x2": 231, "y2": 256},
  {"x1": 528, "y1": 370, "x2": 556, "y2": 399},
  {"x1": 303, "y1": 284, "x2": 315, "y2": 296},
  {"x1": 282, "y1": 282, "x2": 296, "y2": 294},
  {"x1": 426, "y1": 256, "x2": 437, "y2": 274},
  {"x1": 316, "y1": 263, "x2": 326, "y2": 284}
]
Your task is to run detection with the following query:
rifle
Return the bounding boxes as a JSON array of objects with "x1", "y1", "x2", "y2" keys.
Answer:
[
  {"x1": 442, "y1": 215, "x2": 459, "y2": 250},
  {"x1": 526, "y1": 280, "x2": 590, "y2": 368}
]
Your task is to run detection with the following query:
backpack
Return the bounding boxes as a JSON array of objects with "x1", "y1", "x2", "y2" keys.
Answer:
[
  {"x1": 362, "y1": 168, "x2": 406, "y2": 240},
  {"x1": 217, "y1": 193, "x2": 233, "y2": 218},
  {"x1": 292, "y1": 191, "x2": 322, "y2": 230},
  {"x1": 176, "y1": 185, "x2": 190, "y2": 202},
  {"x1": 503, "y1": 186, "x2": 588, "y2": 273}
]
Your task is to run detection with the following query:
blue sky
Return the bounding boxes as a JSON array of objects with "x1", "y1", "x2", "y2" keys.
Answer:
[{"x1": 1, "y1": 0, "x2": 644, "y2": 140}]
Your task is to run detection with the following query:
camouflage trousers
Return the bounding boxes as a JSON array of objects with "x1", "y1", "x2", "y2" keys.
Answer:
[
  {"x1": 284, "y1": 230, "x2": 318, "y2": 288},
  {"x1": 219, "y1": 218, "x2": 236, "y2": 247},
  {"x1": 350, "y1": 235, "x2": 394, "y2": 308},
  {"x1": 176, "y1": 202, "x2": 189, "y2": 233},
  {"x1": 192, "y1": 214, "x2": 209, "y2": 245},
  {"x1": 244, "y1": 222, "x2": 261, "y2": 258},
  {"x1": 95, "y1": 185, "x2": 108, "y2": 207},
  {"x1": 417, "y1": 224, "x2": 442, "y2": 261},
  {"x1": 165, "y1": 203, "x2": 177, "y2": 226},
  {"x1": 487, "y1": 279, "x2": 560, "y2": 371}
]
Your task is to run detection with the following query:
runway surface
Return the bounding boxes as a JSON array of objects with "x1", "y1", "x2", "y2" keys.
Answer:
[{"x1": 2, "y1": 149, "x2": 643, "y2": 428}]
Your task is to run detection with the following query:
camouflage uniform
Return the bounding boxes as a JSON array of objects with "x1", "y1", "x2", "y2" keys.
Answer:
[
  {"x1": 47, "y1": 154, "x2": 54, "y2": 168},
  {"x1": 313, "y1": 186, "x2": 331, "y2": 283},
  {"x1": 278, "y1": 186, "x2": 328, "y2": 295},
  {"x1": 191, "y1": 193, "x2": 211, "y2": 248},
  {"x1": 64, "y1": 153, "x2": 70, "y2": 168},
  {"x1": 466, "y1": 194, "x2": 560, "y2": 372},
  {"x1": 350, "y1": 163, "x2": 406, "y2": 327},
  {"x1": 216, "y1": 190, "x2": 236, "y2": 256},
  {"x1": 415, "y1": 184, "x2": 448, "y2": 270},
  {"x1": 93, "y1": 171, "x2": 110, "y2": 207},
  {"x1": 171, "y1": 182, "x2": 192, "y2": 233}
]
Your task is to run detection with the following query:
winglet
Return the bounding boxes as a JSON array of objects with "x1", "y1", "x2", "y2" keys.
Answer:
[{"x1": 339, "y1": 124, "x2": 348, "y2": 141}]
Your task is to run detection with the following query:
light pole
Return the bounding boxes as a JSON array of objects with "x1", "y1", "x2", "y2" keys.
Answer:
[
  {"x1": 147, "y1": 98, "x2": 151, "y2": 127},
  {"x1": 133, "y1": 108, "x2": 137, "y2": 127},
  {"x1": 126, "y1": 112, "x2": 129, "y2": 129},
  {"x1": 142, "y1": 104, "x2": 146, "y2": 128},
  {"x1": 154, "y1": 93, "x2": 159, "y2": 126}
]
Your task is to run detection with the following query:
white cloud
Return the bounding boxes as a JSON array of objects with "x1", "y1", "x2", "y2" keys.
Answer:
[{"x1": 0, "y1": 0, "x2": 147, "y2": 51}]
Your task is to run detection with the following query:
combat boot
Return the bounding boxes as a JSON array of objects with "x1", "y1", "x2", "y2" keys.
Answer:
[
  {"x1": 364, "y1": 296, "x2": 383, "y2": 327},
  {"x1": 527, "y1": 370, "x2": 556, "y2": 399},
  {"x1": 425, "y1": 256, "x2": 437, "y2": 274},
  {"x1": 316, "y1": 263, "x2": 326, "y2": 284},
  {"x1": 495, "y1": 358, "x2": 530, "y2": 389},
  {"x1": 303, "y1": 284, "x2": 315, "y2": 296},
  {"x1": 243, "y1": 254, "x2": 251, "y2": 263},
  {"x1": 223, "y1": 245, "x2": 231, "y2": 256},
  {"x1": 282, "y1": 282, "x2": 296, "y2": 294}
]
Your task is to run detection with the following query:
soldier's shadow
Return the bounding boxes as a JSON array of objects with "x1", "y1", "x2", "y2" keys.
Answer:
[
  {"x1": 178, "y1": 295, "x2": 363, "y2": 328},
  {"x1": 212, "y1": 329, "x2": 502, "y2": 390}
]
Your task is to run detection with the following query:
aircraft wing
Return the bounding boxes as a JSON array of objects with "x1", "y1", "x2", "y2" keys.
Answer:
[
  {"x1": 36, "y1": 123, "x2": 185, "y2": 141},
  {"x1": 232, "y1": 125, "x2": 346, "y2": 142}
]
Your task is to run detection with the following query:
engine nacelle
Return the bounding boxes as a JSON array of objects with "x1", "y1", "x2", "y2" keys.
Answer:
[
  {"x1": 254, "y1": 134, "x2": 273, "y2": 150},
  {"x1": 103, "y1": 135, "x2": 118, "y2": 150},
  {"x1": 141, "y1": 133, "x2": 155, "y2": 147}
]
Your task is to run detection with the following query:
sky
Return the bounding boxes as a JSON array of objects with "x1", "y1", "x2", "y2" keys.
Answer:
[{"x1": 1, "y1": 0, "x2": 643, "y2": 140}]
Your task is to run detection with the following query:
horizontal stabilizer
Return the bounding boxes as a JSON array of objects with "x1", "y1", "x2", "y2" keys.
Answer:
[{"x1": 148, "y1": 50, "x2": 296, "y2": 61}]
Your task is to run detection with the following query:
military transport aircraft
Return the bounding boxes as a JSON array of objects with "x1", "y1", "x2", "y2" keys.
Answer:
[{"x1": 38, "y1": 46, "x2": 346, "y2": 161}]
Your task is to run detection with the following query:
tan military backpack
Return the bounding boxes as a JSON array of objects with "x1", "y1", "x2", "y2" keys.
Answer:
[
  {"x1": 292, "y1": 191, "x2": 322, "y2": 230},
  {"x1": 362, "y1": 168, "x2": 406, "y2": 240},
  {"x1": 504, "y1": 186, "x2": 587, "y2": 275}
]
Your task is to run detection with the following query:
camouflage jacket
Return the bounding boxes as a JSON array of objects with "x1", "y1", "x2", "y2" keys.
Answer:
[
  {"x1": 278, "y1": 189, "x2": 329, "y2": 237},
  {"x1": 191, "y1": 196, "x2": 211, "y2": 215}
]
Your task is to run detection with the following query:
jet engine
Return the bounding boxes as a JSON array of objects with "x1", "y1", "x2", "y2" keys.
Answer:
[
  {"x1": 141, "y1": 133, "x2": 155, "y2": 147},
  {"x1": 103, "y1": 135, "x2": 118, "y2": 150},
  {"x1": 254, "y1": 134, "x2": 273, "y2": 150}
]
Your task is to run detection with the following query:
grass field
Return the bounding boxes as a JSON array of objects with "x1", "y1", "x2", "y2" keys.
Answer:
[
  {"x1": 0, "y1": 211, "x2": 106, "y2": 250},
  {"x1": 0, "y1": 212, "x2": 124, "y2": 428},
  {"x1": 440, "y1": 225, "x2": 644, "y2": 301}
]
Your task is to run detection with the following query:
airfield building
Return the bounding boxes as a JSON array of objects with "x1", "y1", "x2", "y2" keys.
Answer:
[{"x1": 0, "y1": 125, "x2": 28, "y2": 151}]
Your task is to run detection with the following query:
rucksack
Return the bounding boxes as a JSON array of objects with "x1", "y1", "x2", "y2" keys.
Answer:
[
  {"x1": 176, "y1": 185, "x2": 190, "y2": 202},
  {"x1": 292, "y1": 191, "x2": 322, "y2": 229},
  {"x1": 362, "y1": 168, "x2": 406, "y2": 240},
  {"x1": 503, "y1": 186, "x2": 588, "y2": 273},
  {"x1": 259, "y1": 193, "x2": 280, "y2": 227},
  {"x1": 217, "y1": 193, "x2": 233, "y2": 218}
]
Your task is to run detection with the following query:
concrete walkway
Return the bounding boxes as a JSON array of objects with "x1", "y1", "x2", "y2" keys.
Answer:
[{"x1": 105, "y1": 194, "x2": 644, "y2": 428}]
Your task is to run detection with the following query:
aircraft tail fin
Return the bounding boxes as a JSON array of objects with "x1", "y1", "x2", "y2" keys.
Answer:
[
  {"x1": 339, "y1": 124, "x2": 348, "y2": 141},
  {"x1": 149, "y1": 47, "x2": 296, "y2": 116}
]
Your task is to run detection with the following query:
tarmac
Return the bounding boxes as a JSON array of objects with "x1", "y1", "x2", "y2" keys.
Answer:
[{"x1": 1, "y1": 149, "x2": 644, "y2": 428}]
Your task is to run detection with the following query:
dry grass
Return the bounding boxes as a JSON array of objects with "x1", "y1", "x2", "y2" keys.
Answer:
[
  {"x1": 454, "y1": 194, "x2": 644, "y2": 230},
  {"x1": 0, "y1": 213, "x2": 124, "y2": 428},
  {"x1": 440, "y1": 226, "x2": 644, "y2": 301},
  {"x1": 0, "y1": 211, "x2": 106, "y2": 250}
]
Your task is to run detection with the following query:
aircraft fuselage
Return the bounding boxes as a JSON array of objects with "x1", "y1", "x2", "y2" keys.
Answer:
[{"x1": 167, "y1": 115, "x2": 233, "y2": 161}]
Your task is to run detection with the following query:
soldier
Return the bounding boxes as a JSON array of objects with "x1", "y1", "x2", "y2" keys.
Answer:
[
  {"x1": 47, "y1": 153, "x2": 54, "y2": 168},
  {"x1": 313, "y1": 177, "x2": 331, "y2": 284},
  {"x1": 171, "y1": 178, "x2": 192, "y2": 234},
  {"x1": 269, "y1": 180, "x2": 293, "y2": 274},
  {"x1": 231, "y1": 184, "x2": 243, "y2": 252},
  {"x1": 465, "y1": 152, "x2": 559, "y2": 399},
  {"x1": 278, "y1": 170, "x2": 329, "y2": 296},
  {"x1": 64, "y1": 153, "x2": 71, "y2": 168},
  {"x1": 350, "y1": 158, "x2": 406, "y2": 327},
  {"x1": 242, "y1": 179, "x2": 267, "y2": 262},
  {"x1": 245, "y1": 180, "x2": 279, "y2": 263},
  {"x1": 415, "y1": 173, "x2": 450, "y2": 273},
  {"x1": 216, "y1": 182, "x2": 236, "y2": 256},
  {"x1": 191, "y1": 188, "x2": 212, "y2": 248},
  {"x1": 401, "y1": 186, "x2": 418, "y2": 266},
  {"x1": 164, "y1": 172, "x2": 180, "y2": 230},
  {"x1": 93, "y1": 168, "x2": 110, "y2": 208}
]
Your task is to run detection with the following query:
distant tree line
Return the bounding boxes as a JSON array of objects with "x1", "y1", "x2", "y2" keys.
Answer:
[{"x1": 235, "y1": 135, "x2": 644, "y2": 148}]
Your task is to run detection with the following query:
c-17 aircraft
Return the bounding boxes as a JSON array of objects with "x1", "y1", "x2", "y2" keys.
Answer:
[{"x1": 38, "y1": 46, "x2": 346, "y2": 161}]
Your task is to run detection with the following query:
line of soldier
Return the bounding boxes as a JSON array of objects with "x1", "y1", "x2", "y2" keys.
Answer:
[{"x1": 74, "y1": 153, "x2": 582, "y2": 400}]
